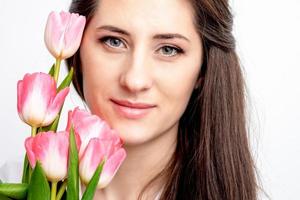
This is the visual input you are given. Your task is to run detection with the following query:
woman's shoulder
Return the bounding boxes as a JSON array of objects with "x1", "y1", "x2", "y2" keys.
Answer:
[{"x1": 0, "y1": 157, "x2": 23, "y2": 183}]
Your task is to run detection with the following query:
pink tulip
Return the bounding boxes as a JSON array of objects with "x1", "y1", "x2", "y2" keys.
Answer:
[
  {"x1": 44, "y1": 11, "x2": 86, "y2": 59},
  {"x1": 66, "y1": 107, "x2": 126, "y2": 188},
  {"x1": 25, "y1": 131, "x2": 69, "y2": 182},
  {"x1": 66, "y1": 107, "x2": 123, "y2": 158},
  {"x1": 17, "y1": 72, "x2": 69, "y2": 127},
  {"x1": 79, "y1": 138, "x2": 126, "y2": 188}
]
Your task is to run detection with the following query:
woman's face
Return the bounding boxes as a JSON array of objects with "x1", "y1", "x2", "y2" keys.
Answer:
[{"x1": 80, "y1": 0, "x2": 203, "y2": 146}]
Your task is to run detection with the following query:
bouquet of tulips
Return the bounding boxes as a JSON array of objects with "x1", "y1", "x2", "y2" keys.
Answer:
[{"x1": 0, "y1": 11, "x2": 126, "y2": 200}]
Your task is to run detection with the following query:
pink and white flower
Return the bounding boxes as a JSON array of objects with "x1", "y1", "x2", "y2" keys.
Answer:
[
  {"x1": 25, "y1": 131, "x2": 69, "y2": 182},
  {"x1": 44, "y1": 11, "x2": 86, "y2": 59},
  {"x1": 17, "y1": 72, "x2": 69, "y2": 127},
  {"x1": 66, "y1": 107, "x2": 123, "y2": 158},
  {"x1": 66, "y1": 107, "x2": 126, "y2": 188},
  {"x1": 79, "y1": 138, "x2": 126, "y2": 188}
]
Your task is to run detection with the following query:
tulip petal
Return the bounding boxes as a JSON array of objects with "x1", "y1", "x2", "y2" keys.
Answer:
[
  {"x1": 42, "y1": 87, "x2": 69, "y2": 125},
  {"x1": 19, "y1": 73, "x2": 50, "y2": 126},
  {"x1": 24, "y1": 137, "x2": 36, "y2": 168},
  {"x1": 99, "y1": 129, "x2": 123, "y2": 149},
  {"x1": 59, "y1": 11, "x2": 72, "y2": 27},
  {"x1": 62, "y1": 14, "x2": 86, "y2": 58},
  {"x1": 44, "y1": 12, "x2": 65, "y2": 57},
  {"x1": 78, "y1": 120, "x2": 110, "y2": 158},
  {"x1": 79, "y1": 139, "x2": 105, "y2": 184},
  {"x1": 67, "y1": 108, "x2": 110, "y2": 158},
  {"x1": 17, "y1": 79, "x2": 25, "y2": 121},
  {"x1": 98, "y1": 148, "x2": 126, "y2": 188},
  {"x1": 41, "y1": 132, "x2": 69, "y2": 181},
  {"x1": 44, "y1": 11, "x2": 86, "y2": 59},
  {"x1": 18, "y1": 73, "x2": 57, "y2": 127},
  {"x1": 67, "y1": 107, "x2": 126, "y2": 188},
  {"x1": 24, "y1": 131, "x2": 69, "y2": 182}
]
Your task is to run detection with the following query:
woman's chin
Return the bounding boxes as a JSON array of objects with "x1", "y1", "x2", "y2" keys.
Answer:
[
  {"x1": 114, "y1": 125, "x2": 157, "y2": 147},
  {"x1": 119, "y1": 132, "x2": 153, "y2": 147}
]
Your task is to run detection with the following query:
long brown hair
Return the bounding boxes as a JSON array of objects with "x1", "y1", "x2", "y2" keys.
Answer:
[{"x1": 67, "y1": 0, "x2": 258, "y2": 199}]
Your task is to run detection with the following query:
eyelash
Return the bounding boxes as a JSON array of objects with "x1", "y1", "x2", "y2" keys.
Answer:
[
  {"x1": 99, "y1": 36, "x2": 126, "y2": 49},
  {"x1": 98, "y1": 36, "x2": 185, "y2": 57}
]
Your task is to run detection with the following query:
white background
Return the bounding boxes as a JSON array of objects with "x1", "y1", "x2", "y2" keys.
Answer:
[{"x1": 0, "y1": 0, "x2": 299, "y2": 199}]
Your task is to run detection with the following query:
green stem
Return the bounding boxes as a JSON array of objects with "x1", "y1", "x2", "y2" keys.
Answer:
[
  {"x1": 31, "y1": 127, "x2": 37, "y2": 137},
  {"x1": 54, "y1": 58, "x2": 61, "y2": 82},
  {"x1": 21, "y1": 155, "x2": 29, "y2": 183},
  {"x1": 28, "y1": 166, "x2": 32, "y2": 182},
  {"x1": 56, "y1": 180, "x2": 67, "y2": 200},
  {"x1": 51, "y1": 181, "x2": 57, "y2": 200}
]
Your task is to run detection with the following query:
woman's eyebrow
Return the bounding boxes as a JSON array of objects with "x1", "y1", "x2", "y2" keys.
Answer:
[
  {"x1": 96, "y1": 25, "x2": 190, "y2": 42},
  {"x1": 153, "y1": 34, "x2": 190, "y2": 43},
  {"x1": 97, "y1": 25, "x2": 129, "y2": 35}
]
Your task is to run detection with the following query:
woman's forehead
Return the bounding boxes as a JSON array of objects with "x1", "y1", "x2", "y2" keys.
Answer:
[{"x1": 88, "y1": 0, "x2": 198, "y2": 39}]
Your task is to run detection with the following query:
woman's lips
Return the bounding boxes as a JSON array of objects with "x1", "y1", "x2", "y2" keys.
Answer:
[{"x1": 110, "y1": 99, "x2": 156, "y2": 119}]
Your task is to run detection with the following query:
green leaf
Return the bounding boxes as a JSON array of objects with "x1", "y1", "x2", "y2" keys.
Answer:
[
  {"x1": 0, "y1": 194, "x2": 13, "y2": 200},
  {"x1": 0, "y1": 183, "x2": 28, "y2": 199},
  {"x1": 21, "y1": 155, "x2": 30, "y2": 184},
  {"x1": 81, "y1": 160, "x2": 105, "y2": 200},
  {"x1": 67, "y1": 127, "x2": 79, "y2": 200},
  {"x1": 48, "y1": 64, "x2": 55, "y2": 77},
  {"x1": 27, "y1": 162, "x2": 50, "y2": 200},
  {"x1": 57, "y1": 67, "x2": 73, "y2": 92}
]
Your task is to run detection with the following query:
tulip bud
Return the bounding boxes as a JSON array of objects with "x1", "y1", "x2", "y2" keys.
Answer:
[
  {"x1": 17, "y1": 72, "x2": 69, "y2": 127},
  {"x1": 44, "y1": 11, "x2": 86, "y2": 59},
  {"x1": 79, "y1": 138, "x2": 126, "y2": 188},
  {"x1": 25, "y1": 131, "x2": 69, "y2": 182},
  {"x1": 66, "y1": 107, "x2": 123, "y2": 159},
  {"x1": 66, "y1": 107, "x2": 126, "y2": 188}
]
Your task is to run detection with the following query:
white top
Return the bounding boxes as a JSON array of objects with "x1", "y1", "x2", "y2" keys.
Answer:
[{"x1": 0, "y1": 158, "x2": 23, "y2": 183}]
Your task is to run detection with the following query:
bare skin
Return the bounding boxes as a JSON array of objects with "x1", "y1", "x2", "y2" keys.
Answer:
[{"x1": 79, "y1": 0, "x2": 203, "y2": 199}]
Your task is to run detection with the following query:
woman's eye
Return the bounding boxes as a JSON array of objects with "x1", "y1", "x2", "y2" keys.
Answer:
[
  {"x1": 158, "y1": 46, "x2": 183, "y2": 57},
  {"x1": 100, "y1": 36, "x2": 126, "y2": 48}
]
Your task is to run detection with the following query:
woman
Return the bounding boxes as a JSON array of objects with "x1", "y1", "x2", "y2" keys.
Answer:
[{"x1": 67, "y1": 0, "x2": 258, "y2": 199}]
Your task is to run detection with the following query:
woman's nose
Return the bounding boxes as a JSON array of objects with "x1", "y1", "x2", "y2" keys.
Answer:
[{"x1": 119, "y1": 51, "x2": 153, "y2": 93}]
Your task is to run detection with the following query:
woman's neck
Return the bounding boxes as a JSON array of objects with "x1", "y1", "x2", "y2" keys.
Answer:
[{"x1": 93, "y1": 124, "x2": 178, "y2": 200}]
